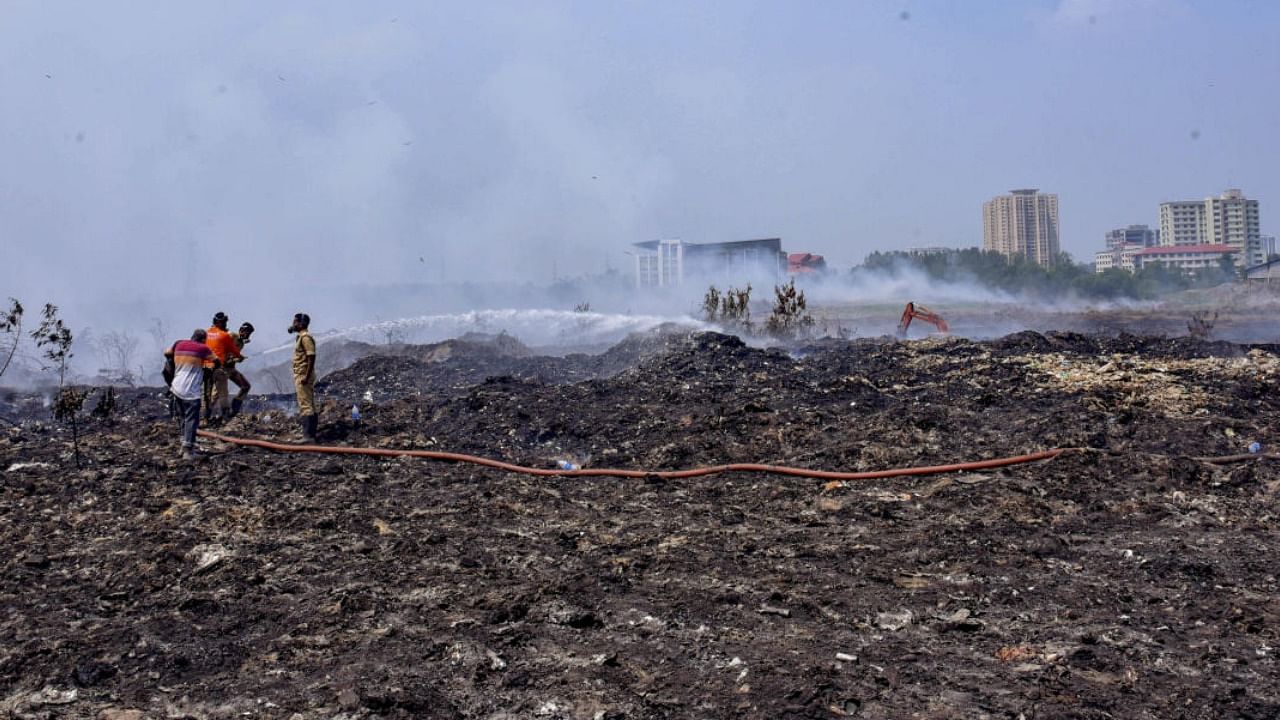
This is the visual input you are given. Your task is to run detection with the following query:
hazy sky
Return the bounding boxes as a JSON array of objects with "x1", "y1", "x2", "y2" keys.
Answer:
[{"x1": 3, "y1": 0, "x2": 1278, "y2": 309}]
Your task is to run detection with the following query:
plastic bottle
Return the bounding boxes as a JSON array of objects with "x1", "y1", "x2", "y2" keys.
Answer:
[
  {"x1": 351, "y1": 404, "x2": 362, "y2": 425},
  {"x1": 1248, "y1": 441, "x2": 1261, "y2": 454},
  {"x1": 556, "y1": 459, "x2": 579, "y2": 471}
]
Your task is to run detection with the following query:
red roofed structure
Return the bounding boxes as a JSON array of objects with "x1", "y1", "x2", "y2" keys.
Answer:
[
  {"x1": 787, "y1": 252, "x2": 827, "y2": 275},
  {"x1": 1133, "y1": 244, "x2": 1236, "y2": 272}
]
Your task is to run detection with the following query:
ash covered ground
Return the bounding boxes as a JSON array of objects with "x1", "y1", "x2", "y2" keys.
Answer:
[{"x1": 2, "y1": 325, "x2": 1279, "y2": 719}]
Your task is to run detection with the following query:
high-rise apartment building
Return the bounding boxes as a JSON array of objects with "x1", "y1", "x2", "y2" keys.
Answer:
[
  {"x1": 1158, "y1": 189, "x2": 1263, "y2": 267},
  {"x1": 1158, "y1": 201, "x2": 1205, "y2": 247},
  {"x1": 983, "y1": 189, "x2": 1060, "y2": 266}
]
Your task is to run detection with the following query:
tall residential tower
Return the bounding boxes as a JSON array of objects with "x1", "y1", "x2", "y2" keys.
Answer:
[
  {"x1": 983, "y1": 189, "x2": 1060, "y2": 266},
  {"x1": 1158, "y1": 189, "x2": 1263, "y2": 267}
]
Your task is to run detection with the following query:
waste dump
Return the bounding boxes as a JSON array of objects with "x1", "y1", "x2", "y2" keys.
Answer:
[{"x1": 1, "y1": 327, "x2": 1277, "y2": 718}]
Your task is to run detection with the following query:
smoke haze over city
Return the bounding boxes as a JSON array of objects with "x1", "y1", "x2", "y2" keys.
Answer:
[{"x1": 2, "y1": 0, "x2": 1278, "y2": 345}]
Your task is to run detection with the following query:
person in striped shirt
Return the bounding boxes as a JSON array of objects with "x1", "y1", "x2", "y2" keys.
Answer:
[{"x1": 165, "y1": 329, "x2": 215, "y2": 460}]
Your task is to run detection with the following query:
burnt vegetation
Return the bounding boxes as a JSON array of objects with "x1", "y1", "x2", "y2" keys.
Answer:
[
  {"x1": 702, "y1": 282, "x2": 753, "y2": 332},
  {"x1": 0, "y1": 298, "x2": 23, "y2": 383},
  {"x1": 704, "y1": 280, "x2": 815, "y2": 342},
  {"x1": 763, "y1": 278, "x2": 815, "y2": 341},
  {"x1": 1, "y1": 323, "x2": 1278, "y2": 717}
]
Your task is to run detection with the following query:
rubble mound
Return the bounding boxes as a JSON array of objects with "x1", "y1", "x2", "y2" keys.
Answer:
[
  {"x1": 318, "y1": 324, "x2": 699, "y2": 404},
  {"x1": 1, "y1": 330, "x2": 1279, "y2": 718}
]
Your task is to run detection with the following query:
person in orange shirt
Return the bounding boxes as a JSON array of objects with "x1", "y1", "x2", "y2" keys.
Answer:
[{"x1": 204, "y1": 311, "x2": 243, "y2": 422}]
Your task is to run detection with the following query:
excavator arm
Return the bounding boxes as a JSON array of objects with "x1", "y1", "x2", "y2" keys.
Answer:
[{"x1": 897, "y1": 302, "x2": 950, "y2": 337}]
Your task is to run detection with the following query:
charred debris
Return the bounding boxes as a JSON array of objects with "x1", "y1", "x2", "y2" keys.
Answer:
[{"x1": 1, "y1": 325, "x2": 1279, "y2": 718}]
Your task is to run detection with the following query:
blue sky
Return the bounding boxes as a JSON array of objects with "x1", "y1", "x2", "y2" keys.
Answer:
[{"x1": 2, "y1": 0, "x2": 1277, "y2": 305}]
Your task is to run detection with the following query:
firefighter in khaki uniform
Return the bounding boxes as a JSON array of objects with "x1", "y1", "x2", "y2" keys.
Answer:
[{"x1": 289, "y1": 313, "x2": 318, "y2": 443}]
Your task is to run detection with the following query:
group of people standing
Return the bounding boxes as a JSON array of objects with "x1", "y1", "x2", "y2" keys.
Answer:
[{"x1": 164, "y1": 311, "x2": 318, "y2": 460}]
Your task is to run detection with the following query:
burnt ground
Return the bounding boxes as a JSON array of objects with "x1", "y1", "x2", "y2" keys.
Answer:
[{"x1": 1, "y1": 329, "x2": 1279, "y2": 719}]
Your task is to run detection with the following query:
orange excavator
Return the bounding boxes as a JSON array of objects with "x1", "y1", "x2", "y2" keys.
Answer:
[{"x1": 897, "y1": 302, "x2": 949, "y2": 337}]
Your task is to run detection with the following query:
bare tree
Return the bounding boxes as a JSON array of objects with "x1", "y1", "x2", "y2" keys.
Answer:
[
  {"x1": 95, "y1": 330, "x2": 140, "y2": 386},
  {"x1": 31, "y1": 304, "x2": 85, "y2": 467},
  {"x1": 383, "y1": 325, "x2": 407, "y2": 345},
  {"x1": 1187, "y1": 310, "x2": 1218, "y2": 341},
  {"x1": 146, "y1": 317, "x2": 168, "y2": 351},
  {"x1": 0, "y1": 297, "x2": 23, "y2": 382}
]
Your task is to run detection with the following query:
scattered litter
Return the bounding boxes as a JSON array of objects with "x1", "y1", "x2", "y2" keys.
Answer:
[
  {"x1": 5, "y1": 462, "x2": 54, "y2": 472},
  {"x1": 995, "y1": 646, "x2": 1038, "y2": 663},
  {"x1": 875, "y1": 609, "x2": 914, "y2": 631},
  {"x1": 486, "y1": 649, "x2": 506, "y2": 670},
  {"x1": 188, "y1": 543, "x2": 231, "y2": 574},
  {"x1": 25, "y1": 687, "x2": 78, "y2": 705}
]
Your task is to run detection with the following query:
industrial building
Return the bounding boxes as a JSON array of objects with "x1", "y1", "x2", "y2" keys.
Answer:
[
  {"x1": 1244, "y1": 257, "x2": 1280, "y2": 283},
  {"x1": 630, "y1": 238, "x2": 787, "y2": 289}
]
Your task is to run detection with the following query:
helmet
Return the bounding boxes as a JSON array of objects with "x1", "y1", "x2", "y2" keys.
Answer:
[
  {"x1": 239, "y1": 322, "x2": 255, "y2": 334},
  {"x1": 212, "y1": 311, "x2": 229, "y2": 327}
]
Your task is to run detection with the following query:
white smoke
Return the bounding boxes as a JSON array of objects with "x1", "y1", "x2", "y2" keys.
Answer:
[{"x1": 261, "y1": 308, "x2": 712, "y2": 354}]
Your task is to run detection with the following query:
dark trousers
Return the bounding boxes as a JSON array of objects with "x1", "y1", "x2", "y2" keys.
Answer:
[{"x1": 175, "y1": 397, "x2": 201, "y2": 449}]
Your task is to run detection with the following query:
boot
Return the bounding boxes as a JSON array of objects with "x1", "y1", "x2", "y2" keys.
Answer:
[
  {"x1": 231, "y1": 397, "x2": 243, "y2": 417},
  {"x1": 301, "y1": 414, "x2": 318, "y2": 444}
]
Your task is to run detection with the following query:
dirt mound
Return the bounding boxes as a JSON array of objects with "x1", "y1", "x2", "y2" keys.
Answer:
[
  {"x1": 317, "y1": 324, "x2": 698, "y2": 405},
  {"x1": 2, "y1": 330, "x2": 1278, "y2": 718}
]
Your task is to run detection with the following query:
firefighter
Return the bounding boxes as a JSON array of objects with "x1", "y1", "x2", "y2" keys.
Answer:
[
  {"x1": 204, "y1": 312, "x2": 243, "y2": 422},
  {"x1": 288, "y1": 312, "x2": 318, "y2": 442},
  {"x1": 225, "y1": 321, "x2": 254, "y2": 416}
]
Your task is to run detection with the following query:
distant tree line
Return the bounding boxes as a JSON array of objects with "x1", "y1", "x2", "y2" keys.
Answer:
[{"x1": 855, "y1": 249, "x2": 1238, "y2": 300}]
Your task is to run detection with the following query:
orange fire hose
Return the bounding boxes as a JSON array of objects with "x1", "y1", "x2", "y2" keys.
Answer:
[{"x1": 196, "y1": 429, "x2": 1065, "y2": 480}]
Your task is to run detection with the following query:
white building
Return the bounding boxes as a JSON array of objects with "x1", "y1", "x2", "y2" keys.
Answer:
[
  {"x1": 905, "y1": 246, "x2": 956, "y2": 257},
  {"x1": 1158, "y1": 201, "x2": 1206, "y2": 247},
  {"x1": 1094, "y1": 243, "x2": 1146, "y2": 273},
  {"x1": 1133, "y1": 244, "x2": 1237, "y2": 273},
  {"x1": 1158, "y1": 189, "x2": 1263, "y2": 267},
  {"x1": 630, "y1": 238, "x2": 787, "y2": 288},
  {"x1": 1093, "y1": 249, "x2": 1117, "y2": 272}
]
